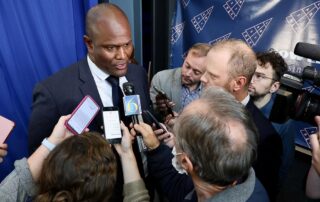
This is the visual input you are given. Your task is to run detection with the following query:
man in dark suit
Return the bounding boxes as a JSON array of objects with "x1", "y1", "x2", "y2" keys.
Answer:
[
  {"x1": 28, "y1": 3, "x2": 151, "y2": 201},
  {"x1": 200, "y1": 39, "x2": 282, "y2": 201}
]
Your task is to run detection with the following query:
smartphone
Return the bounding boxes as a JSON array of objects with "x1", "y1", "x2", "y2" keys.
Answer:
[
  {"x1": 153, "y1": 86, "x2": 169, "y2": 99},
  {"x1": 142, "y1": 110, "x2": 167, "y2": 132},
  {"x1": 103, "y1": 107, "x2": 122, "y2": 144},
  {"x1": 0, "y1": 116, "x2": 15, "y2": 144},
  {"x1": 65, "y1": 95, "x2": 100, "y2": 135}
]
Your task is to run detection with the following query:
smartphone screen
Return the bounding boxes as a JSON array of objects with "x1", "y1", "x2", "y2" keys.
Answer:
[
  {"x1": 103, "y1": 107, "x2": 122, "y2": 144},
  {"x1": 66, "y1": 96, "x2": 100, "y2": 135},
  {"x1": 0, "y1": 116, "x2": 15, "y2": 144}
]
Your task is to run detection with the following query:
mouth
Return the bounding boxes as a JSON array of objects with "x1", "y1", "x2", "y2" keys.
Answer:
[
  {"x1": 248, "y1": 85, "x2": 255, "y2": 92},
  {"x1": 115, "y1": 63, "x2": 127, "y2": 70}
]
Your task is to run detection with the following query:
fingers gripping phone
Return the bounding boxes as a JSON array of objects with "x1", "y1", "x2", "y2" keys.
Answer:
[
  {"x1": 153, "y1": 86, "x2": 175, "y2": 116},
  {"x1": 102, "y1": 107, "x2": 122, "y2": 144},
  {"x1": 65, "y1": 95, "x2": 100, "y2": 135},
  {"x1": 142, "y1": 110, "x2": 167, "y2": 132},
  {"x1": 0, "y1": 116, "x2": 15, "y2": 144}
]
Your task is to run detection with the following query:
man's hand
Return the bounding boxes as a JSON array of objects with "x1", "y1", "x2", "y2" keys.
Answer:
[
  {"x1": 155, "y1": 94, "x2": 175, "y2": 113},
  {"x1": 47, "y1": 115, "x2": 73, "y2": 145},
  {"x1": 114, "y1": 122, "x2": 135, "y2": 156},
  {"x1": 132, "y1": 123, "x2": 160, "y2": 150},
  {"x1": 164, "y1": 111, "x2": 179, "y2": 129},
  {"x1": 310, "y1": 116, "x2": 320, "y2": 175},
  {"x1": 0, "y1": 143, "x2": 8, "y2": 163},
  {"x1": 153, "y1": 124, "x2": 175, "y2": 148}
]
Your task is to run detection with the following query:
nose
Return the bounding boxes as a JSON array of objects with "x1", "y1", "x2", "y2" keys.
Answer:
[
  {"x1": 200, "y1": 73, "x2": 207, "y2": 83},
  {"x1": 116, "y1": 47, "x2": 126, "y2": 59}
]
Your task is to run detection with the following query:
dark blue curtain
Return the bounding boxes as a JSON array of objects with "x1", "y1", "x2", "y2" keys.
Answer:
[{"x1": 0, "y1": 0, "x2": 98, "y2": 181}]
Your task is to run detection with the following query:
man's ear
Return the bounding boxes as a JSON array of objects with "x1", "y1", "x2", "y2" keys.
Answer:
[
  {"x1": 232, "y1": 76, "x2": 247, "y2": 92},
  {"x1": 181, "y1": 155, "x2": 194, "y2": 173},
  {"x1": 83, "y1": 35, "x2": 93, "y2": 52},
  {"x1": 270, "y1": 81, "x2": 280, "y2": 93}
]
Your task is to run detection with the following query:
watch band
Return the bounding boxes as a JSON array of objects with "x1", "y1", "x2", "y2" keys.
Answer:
[{"x1": 41, "y1": 138, "x2": 56, "y2": 151}]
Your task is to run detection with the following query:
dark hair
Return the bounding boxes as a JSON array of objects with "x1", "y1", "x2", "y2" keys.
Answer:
[
  {"x1": 187, "y1": 43, "x2": 211, "y2": 58},
  {"x1": 174, "y1": 87, "x2": 258, "y2": 186},
  {"x1": 256, "y1": 49, "x2": 288, "y2": 81},
  {"x1": 35, "y1": 132, "x2": 117, "y2": 202}
]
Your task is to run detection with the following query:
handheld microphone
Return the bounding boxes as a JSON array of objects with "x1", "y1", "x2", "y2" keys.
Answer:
[
  {"x1": 294, "y1": 42, "x2": 320, "y2": 61},
  {"x1": 122, "y1": 82, "x2": 142, "y2": 124}
]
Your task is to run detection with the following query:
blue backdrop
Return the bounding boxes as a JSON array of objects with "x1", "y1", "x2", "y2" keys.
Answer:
[
  {"x1": 0, "y1": 0, "x2": 98, "y2": 181},
  {"x1": 170, "y1": 0, "x2": 320, "y2": 149}
]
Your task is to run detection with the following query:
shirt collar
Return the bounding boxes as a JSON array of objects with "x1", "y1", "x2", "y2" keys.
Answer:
[
  {"x1": 241, "y1": 94, "x2": 250, "y2": 106},
  {"x1": 87, "y1": 55, "x2": 128, "y2": 86}
]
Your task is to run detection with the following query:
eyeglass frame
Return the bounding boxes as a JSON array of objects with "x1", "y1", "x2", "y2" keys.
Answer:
[{"x1": 252, "y1": 72, "x2": 277, "y2": 82}]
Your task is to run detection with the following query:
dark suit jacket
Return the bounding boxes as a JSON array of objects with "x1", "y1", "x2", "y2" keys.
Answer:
[
  {"x1": 246, "y1": 98, "x2": 282, "y2": 201},
  {"x1": 28, "y1": 58, "x2": 151, "y2": 201}
]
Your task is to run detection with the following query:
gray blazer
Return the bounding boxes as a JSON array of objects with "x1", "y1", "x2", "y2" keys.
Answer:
[{"x1": 150, "y1": 68, "x2": 182, "y2": 112}]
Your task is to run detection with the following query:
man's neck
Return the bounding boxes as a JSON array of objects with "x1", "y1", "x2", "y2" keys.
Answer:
[
  {"x1": 192, "y1": 174, "x2": 227, "y2": 201},
  {"x1": 253, "y1": 93, "x2": 272, "y2": 109},
  {"x1": 184, "y1": 82, "x2": 200, "y2": 92}
]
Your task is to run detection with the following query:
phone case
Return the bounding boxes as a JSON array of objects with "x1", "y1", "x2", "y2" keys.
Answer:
[
  {"x1": 0, "y1": 116, "x2": 15, "y2": 144},
  {"x1": 65, "y1": 95, "x2": 100, "y2": 135}
]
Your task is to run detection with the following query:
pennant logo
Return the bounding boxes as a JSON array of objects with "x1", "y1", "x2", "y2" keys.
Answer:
[
  {"x1": 209, "y1": 33, "x2": 232, "y2": 45},
  {"x1": 191, "y1": 6, "x2": 214, "y2": 33},
  {"x1": 171, "y1": 22, "x2": 185, "y2": 44},
  {"x1": 286, "y1": 1, "x2": 320, "y2": 32},
  {"x1": 242, "y1": 18, "x2": 272, "y2": 47},
  {"x1": 223, "y1": 0, "x2": 245, "y2": 20}
]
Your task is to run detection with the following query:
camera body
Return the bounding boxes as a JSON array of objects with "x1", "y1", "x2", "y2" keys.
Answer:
[{"x1": 269, "y1": 66, "x2": 320, "y2": 124}]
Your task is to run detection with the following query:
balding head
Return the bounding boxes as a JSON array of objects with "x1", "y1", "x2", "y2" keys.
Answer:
[
  {"x1": 174, "y1": 87, "x2": 258, "y2": 186},
  {"x1": 85, "y1": 3, "x2": 130, "y2": 40}
]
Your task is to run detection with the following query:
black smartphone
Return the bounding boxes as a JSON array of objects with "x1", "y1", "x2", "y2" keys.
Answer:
[
  {"x1": 65, "y1": 95, "x2": 100, "y2": 135},
  {"x1": 102, "y1": 107, "x2": 122, "y2": 144},
  {"x1": 142, "y1": 110, "x2": 167, "y2": 132},
  {"x1": 153, "y1": 86, "x2": 175, "y2": 116}
]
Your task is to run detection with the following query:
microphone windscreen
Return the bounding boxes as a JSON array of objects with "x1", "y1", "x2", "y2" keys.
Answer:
[
  {"x1": 123, "y1": 82, "x2": 135, "y2": 95},
  {"x1": 294, "y1": 42, "x2": 320, "y2": 61}
]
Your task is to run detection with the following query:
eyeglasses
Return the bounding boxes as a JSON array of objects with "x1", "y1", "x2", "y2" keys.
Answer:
[{"x1": 252, "y1": 72, "x2": 276, "y2": 82}]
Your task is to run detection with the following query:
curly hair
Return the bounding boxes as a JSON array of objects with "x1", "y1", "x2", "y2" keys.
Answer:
[
  {"x1": 256, "y1": 49, "x2": 288, "y2": 81},
  {"x1": 34, "y1": 132, "x2": 117, "y2": 202}
]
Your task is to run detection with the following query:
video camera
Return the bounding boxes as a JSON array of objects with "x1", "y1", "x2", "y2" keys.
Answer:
[{"x1": 269, "y1": 42, "x2": 320, "y2": 124}]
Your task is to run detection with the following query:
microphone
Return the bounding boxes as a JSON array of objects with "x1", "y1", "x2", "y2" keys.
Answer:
[
  {"x1": 294, "y1": 42, "x2": 320, "y2": 61},
  {"x1": 122, "y1": 82, "x2": 142, "y2": 124}
]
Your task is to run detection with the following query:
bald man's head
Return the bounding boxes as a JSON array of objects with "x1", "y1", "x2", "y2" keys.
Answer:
[{"x1": 85, "y1": 3, "x2": 129, "y2": 40}]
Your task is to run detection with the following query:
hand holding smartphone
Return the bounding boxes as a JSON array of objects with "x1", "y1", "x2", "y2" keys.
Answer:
[
  {"x1": 142, "y1": 110, "x2": 167, "y2": 132},
  {"x1": 65, "y1": 96, "x2": 100, "y2": 135},
  {"x1": 0, "y1": 116, "x2": 15, "y2": 144},
  {"x1": 153, "y1": 86, "x2": 175, "y2": 117}
]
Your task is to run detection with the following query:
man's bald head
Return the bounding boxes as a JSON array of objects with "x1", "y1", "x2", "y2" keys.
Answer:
[{"x1": 85, "y1": 3, "x2": 130, "y2": 40}]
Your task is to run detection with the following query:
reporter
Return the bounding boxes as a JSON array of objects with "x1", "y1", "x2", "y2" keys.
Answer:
[
  {"x1": 0, "y1": 143, "x2": 8, "y2": 163},
  {"x1": 306, "y1": 116, "x2": 320, "y2": 199},
  {"x1": 114, "y1": 122, "x2": 150, "y2": 202},
  {"x1": 0, "y1": 115, "x2": 73, "y2": 201},
  {"x1": 0, "y1": 116, "x2": 149, "y2": 202}
]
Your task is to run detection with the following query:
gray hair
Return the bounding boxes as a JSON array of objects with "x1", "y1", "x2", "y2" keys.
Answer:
[{"x1": 173, "y1": 87, "x2": 258, "y2": 186}]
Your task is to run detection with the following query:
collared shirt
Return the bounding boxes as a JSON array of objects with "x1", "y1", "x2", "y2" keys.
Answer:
[
  {"x1": 87, "y1": 55, "x2": 128, "y2": 107},
  {"x1": 181, "y1": 83, "x2": 202, "y2": 110},
  {"x1": 241, "y1": 93, "x2": 250, "y2": 106}
]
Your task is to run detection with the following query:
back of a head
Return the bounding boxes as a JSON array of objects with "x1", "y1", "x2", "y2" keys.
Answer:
[
  {"x1": 256, "y1": 49, "x2": 288, "y2": 81},
  {"x1": 85, "y1": 3, "x2": 129, "y2": 39},
  {"x1": 211, "y1": 39, "x2": 257, "y2": 86},
  {"x1": 35, "y1": 132, "x2": 117, "y2": 202},
  {"x1": 173, "y1": 87, "x2": 258, "y2": 186}
]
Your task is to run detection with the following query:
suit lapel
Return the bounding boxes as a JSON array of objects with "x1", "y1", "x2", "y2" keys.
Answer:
[{"x1": 78, "y1": 59, "x2": 104, "y2": 130}]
